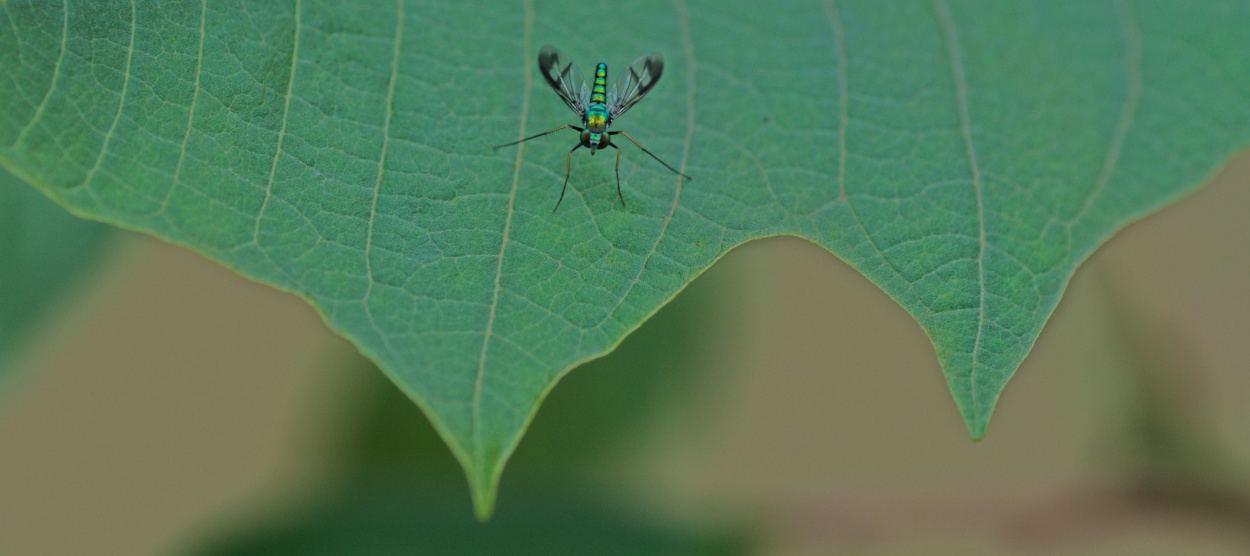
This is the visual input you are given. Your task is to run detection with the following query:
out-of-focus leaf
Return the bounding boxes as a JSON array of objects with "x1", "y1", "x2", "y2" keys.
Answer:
[
  {"x1": 191, "y1": 482, "x2": 749, "y2": 556},
  {"x1": 0, "y1": 167, "x2": 112, "y2": 379}
]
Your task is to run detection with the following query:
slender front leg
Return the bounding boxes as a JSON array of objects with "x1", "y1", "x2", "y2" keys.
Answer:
[
  {"x1": 554, "y1": 143, "x2": 583, "y2": 212},
  {"x1": 609, "y1": 131, "x2": 692, "y2": 179},
  {"x1": 609, "y1": 143, "x2": 625, "y2": 207},
  {"x1": 494, "y1": 124, "x2": 584, "y2": 150}
]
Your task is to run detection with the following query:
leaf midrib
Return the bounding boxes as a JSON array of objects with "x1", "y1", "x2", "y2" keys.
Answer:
[
  {"x1": 474, "y1": 0, "x2": 535, "y2": 470},
  {"x1": 933, "y1": 0, "x2": 989, "y2": 419}
]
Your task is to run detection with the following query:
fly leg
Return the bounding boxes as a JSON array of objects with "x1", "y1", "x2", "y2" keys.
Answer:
[
  {"x1": 554, "y1": 143, "x2": 583, "y2": 212},
  {"x1": 608, "y1": 131, "x2": 692, "y2": 180},
  {"x1": 608, "y1": 143, "x2": 625, "y2": 208},
  {"x1": 494, "y1": 124, "x2": 584, "y2": 149}
]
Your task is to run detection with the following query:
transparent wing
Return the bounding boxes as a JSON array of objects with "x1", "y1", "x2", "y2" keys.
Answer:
[
  {"x1": 608, "y1": 51, "x2": 664, "y2": 120},
  {"x1": 537, "y1": 46, "x2": 589, "y2": 116}
]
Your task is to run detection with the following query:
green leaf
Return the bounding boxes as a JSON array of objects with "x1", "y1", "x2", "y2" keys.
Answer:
[
  {"x1": 0, "y1": 166, "x2": 112, "y2": 378},
  {"x1": 2, "y1": 0, "x2": 1248, "y2": 516}
]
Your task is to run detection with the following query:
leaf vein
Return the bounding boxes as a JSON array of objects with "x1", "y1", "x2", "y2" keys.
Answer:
[
  {"x1": 934, "y1": 0, "x2": 988, "y2": 416},
  {"x1": 1067, "y1": 0, "x2": 1141, "y2": 226},
  {"x1": 362, "y1": 0, "x2": 406, "y2": 346},
  {"x1": 253, "y1": 0, "x2": 302, "y2": 247},
  {"x1": 79, "y1": 0, "x2": 136, "y2": 190},
  {"x1": 474, "y1": 0, "x2": 534, "y2": 465},
  {"x1": 159, "y1": 0, "x2": 207, "y2": 215},
  {"x1": 824, "y1": 0, "x2": 849, "y2": 203},
  {"x1": 824, "y1": 0, "x2": 935, "y2": 316},
  {"x1": 11, "y1": 0, "x2": 69, "y2": 150},
  {"x1": 598, "y1": 0, "x2": 696, "y2": 328}
]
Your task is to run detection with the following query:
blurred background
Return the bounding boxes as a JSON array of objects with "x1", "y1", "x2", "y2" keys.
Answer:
[{"x1": 0, "y1": 150, "x2": 1247, "y2": 555}]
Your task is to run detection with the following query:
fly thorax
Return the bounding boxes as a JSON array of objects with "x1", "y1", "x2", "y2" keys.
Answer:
[{"x1": 585, "y1": 108, "x2": 608, "y2": 134}]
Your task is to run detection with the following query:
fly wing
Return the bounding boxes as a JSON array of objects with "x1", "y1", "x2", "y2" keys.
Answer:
[
  {"x1": 608, "y1": 52, "x2": 664, "y2": 120},
  {"x1": 537, "y1": 46, "x2": 589, "y2": 116}
]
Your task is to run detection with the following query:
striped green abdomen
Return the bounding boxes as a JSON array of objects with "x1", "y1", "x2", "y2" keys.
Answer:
[
  {"x1": 591, "y1": 62, "x2": 608, "y2": 106},
  {"x1": 585, "y1": 62, "x2": 610, "y2": 137}
]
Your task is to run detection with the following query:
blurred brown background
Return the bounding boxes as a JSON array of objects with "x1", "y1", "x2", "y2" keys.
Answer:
[{"x1": 1, "y1": 150, "x2": 1247, "y2": 555}]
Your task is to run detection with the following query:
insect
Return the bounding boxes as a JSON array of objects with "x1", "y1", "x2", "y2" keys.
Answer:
[{"x1": 493, "y1": 45, "x2": 692, "y2": 212}]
